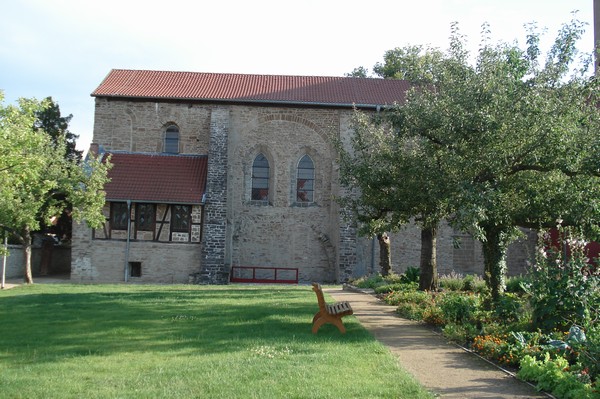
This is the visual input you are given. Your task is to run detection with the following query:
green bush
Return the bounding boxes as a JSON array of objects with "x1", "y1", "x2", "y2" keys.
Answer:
[
  {"x1": 396, "y1": 302, "x2": 426, "y2": 320},
  {"x1": 374, "y1": 282, "x2": 418, "y2": 294},
  {"x1": 439, "y1": 271, "x2": 464, "y2": 291},
  {"x1": 518, "y1": 353, "x2": 599, "y2": 399},
  {"x1": 384, "y1": 289, "x2": 430, "y2": 307},
  {"x1": 505, "y1": 275, "x2": 528, "y2": 294},
  {"x1": 436, "y1": 292, "x2": 479, "y2": 325},
  {"x1": 524, "y1": 228, "x2": 600, "y2": 331},
  {"x1": 401, "y1": 266, "x2": 420, "y2": 284},
  {"x1": 492, "y1": 292, "x2": 525, "y2": 324},
  {"x1": 443, "y1": 323, "x2": 479, "y2": 344}
]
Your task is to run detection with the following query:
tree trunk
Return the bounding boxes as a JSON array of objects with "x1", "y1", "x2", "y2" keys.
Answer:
[
  {"x1": 481, "y1": 226, "x2": 509, "y2": 301},
  {"x1": 419, "y1": 225, "x2": 438, "y2": 291},
  {"x1": 22, "y1": 227, "x2": 33, "y2": 284},
  {"x1": 377, "y1": 233, "x2": 391, "y2": 276}
]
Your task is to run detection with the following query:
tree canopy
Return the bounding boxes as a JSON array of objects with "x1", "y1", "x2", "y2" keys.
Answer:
[
  {"x1": 338, "y1": 17, "x2": 600, "y2": 298},
  {"x1": 0, "y1": 92, "x2": 110, "y2": 283}
]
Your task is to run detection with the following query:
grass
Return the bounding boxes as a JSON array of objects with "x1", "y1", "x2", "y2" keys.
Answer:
[{"x1": 0, "y1": 284, "x2": 432, "y2": 399}]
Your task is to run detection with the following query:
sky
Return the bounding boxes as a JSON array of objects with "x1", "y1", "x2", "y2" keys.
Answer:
[{"x1": 0, "y1": 0, "x2": 595, "y2": 153}]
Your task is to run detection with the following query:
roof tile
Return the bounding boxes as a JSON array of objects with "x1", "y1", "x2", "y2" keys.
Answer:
[
  {"x1": 92, "y1": 69, "x2": 409, "y2": 107},
  {"x1": 104, "y1": 152, "x2": 207, "y2": 204}
]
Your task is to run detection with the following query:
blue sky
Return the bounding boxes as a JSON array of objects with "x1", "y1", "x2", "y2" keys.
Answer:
[{"x1": 1, "y1": 0, "x2": 594, "y2": 153}]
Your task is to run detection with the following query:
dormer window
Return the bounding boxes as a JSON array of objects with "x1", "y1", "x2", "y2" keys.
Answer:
[{"x1": 164, "y1": 125, "x2": 180, "y2": 153}]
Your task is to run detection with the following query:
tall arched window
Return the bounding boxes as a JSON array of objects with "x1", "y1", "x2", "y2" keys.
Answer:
[
  {"x1": 164, "y1": 124, "x2": 179, "y2": 153},
  {"x1": 296, "y1": 155, "x2": 314, "y2": 203},
  {"x1": 251, "y1": 153, "x2": 270, "y2": 201}
]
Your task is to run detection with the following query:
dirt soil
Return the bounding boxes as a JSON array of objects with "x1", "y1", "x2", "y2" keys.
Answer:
[{"x1": 327, "y1": 286, "x2": 550, "y2": 399}]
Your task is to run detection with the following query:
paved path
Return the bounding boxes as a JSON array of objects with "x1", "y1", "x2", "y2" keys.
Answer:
[{"x1": 327, "y1": 287, "x2": 548, "y2": 399}]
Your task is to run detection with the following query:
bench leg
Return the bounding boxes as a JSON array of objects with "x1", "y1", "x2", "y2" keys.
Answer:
[
  {"x1": 312, "y1": 311, "x2": 322, "y2": 325},
  {"x1": 312, "y1": 316, "x2": 327, "y2": 334},
  {"x1": 312, "y1": 315, "x2": 347, "y2": 334}
]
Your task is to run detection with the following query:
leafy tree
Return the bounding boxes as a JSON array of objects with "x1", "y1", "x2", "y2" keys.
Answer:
[
  {"x1": 0, "y1": 92, "x2": 110, "y2": 283},
  {"x1": 386, "y1": 18, "x2": 600, "y2": 299},
  {"x1": 34, "y1": 97, "x2": 82, "y2": 162},
  {"x1": 345, "y1": 66, "x2": 370, "y2": 78},
  {"x1": 339, "y1": 16, "x2": 600, "y2": 298},
  {"x1": 335, "y1": 111, "x2": 451, "y2": 289}
]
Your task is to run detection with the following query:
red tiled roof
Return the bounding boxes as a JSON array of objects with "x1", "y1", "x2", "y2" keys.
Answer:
[
  {"x1": 104, "y1": 152, "x2": 207, "y2": 204},
  {"x1": 92, "y1": 69, "x2": 409, "y2": 107}
]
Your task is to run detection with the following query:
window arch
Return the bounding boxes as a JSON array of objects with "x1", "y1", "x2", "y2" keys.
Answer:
[
  {"x1": 296, "y1": 155, "x2": 314, "y2": 203},
  {"x1": 164, "y1": 124, "x2": 180, "y2": 153},
  {"x1": 251, "y1": 153, "x2": 270, "y2": 201}
]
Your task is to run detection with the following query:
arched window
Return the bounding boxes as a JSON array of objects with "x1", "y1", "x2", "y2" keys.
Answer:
[
  {"x1": 164, "y1": 124, "x2": 179, "y2": 153},
  {"x1": 296, "y1": 155, "x2": 314, "y2": 203},
  {"x1": 251, "y1": 154, "x2": 270, "y2": 201}
]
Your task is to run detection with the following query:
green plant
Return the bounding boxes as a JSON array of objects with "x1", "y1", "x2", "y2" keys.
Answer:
[
  {"x1": 436, "y1": 292, "x2": 478, "y2": 325},
  {"x1": 443, "y1": 322, "x2": 479, "y2": 344},
  {"x1": 462, "y1": 274, "x2": 487, "y2": 293},
  {"x1": 374, "y1": 281, "x2": 418, "y2": 294},
  {"x1": 383, "y1": 289, "x2": 430, "y2": 307},
  {"x1": 518, "y1": 353, "x2": 599, "y2": 399},
  {"x1": 439, "y1": 271, "x2": 464, "y2": 291},
  {"x1": 396, "y1": 302, "x2": 427, "y2": 320},
  {"x1": 505, "y1": 275, "x2": 528, "y2": 294},
  {"x1": 401, "y1": 266, "x2": 420, "y2": 284},
  {"x1": 422, "y1": 305, "x2": 445, "y2": 326},
  {"x1": 492, "y1": 292, "x2": 525, "y2": 324},
  {"x1": 524, "y1": 228, "x2": 600, "y2": 332}
]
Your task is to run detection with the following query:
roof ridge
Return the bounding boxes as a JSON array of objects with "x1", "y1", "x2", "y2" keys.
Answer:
[{"x1": 108, "y1": 68, "x2": 382, "y2": 81}]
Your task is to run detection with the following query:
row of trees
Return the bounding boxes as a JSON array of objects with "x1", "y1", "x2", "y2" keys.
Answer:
[
  {"x1": 0, "y1": 93, "x2": 110, "y2": 283},
  {"x1": 338, "y1": 18, "x2": 600, "y2": 300}
]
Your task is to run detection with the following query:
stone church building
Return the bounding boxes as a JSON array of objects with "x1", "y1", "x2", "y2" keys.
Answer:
[{"x1": 71, "y1": 69, "x2": 534, "y2": 284}]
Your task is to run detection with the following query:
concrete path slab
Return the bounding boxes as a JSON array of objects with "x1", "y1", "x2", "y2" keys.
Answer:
[{"x1": 326, "y1": 287, "x2": 548, "y2": 399}]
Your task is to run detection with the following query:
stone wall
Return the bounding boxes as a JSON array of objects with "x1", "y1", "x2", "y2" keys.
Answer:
[
  {"x1": 3, "y1": 244, "x2": 71, "y2": 279},
  {"x1": 92, "y1": 98, "x2": 211, "y2": 154},
  {"x1": 226, "y1": 106, "x2": 341, "y2": 283},
  {"x1": 72, "y1": 221, "x2": 201, "y2": 283},
  {"x1": 83, "y1": 97, "x2": 537, "y2": 284}
]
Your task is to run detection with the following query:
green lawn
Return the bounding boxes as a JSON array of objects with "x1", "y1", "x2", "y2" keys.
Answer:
[{"x1": 0, "y1": 284, "x2": 432, "y2": 399}]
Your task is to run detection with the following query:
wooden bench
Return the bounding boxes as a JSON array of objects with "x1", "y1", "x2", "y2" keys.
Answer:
[{"x1": 311, "y1": 283, "x2": 353, "y2": 334}]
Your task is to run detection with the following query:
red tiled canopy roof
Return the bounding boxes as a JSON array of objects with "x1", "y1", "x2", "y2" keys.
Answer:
[
  {"x1": 92, "y1": 69, "x2": 410, "y2": 108},
  {"x1": 104, "y1": 152, "x2": 207, "y2": 204}
]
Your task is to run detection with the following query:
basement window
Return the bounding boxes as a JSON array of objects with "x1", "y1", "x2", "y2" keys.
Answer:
[{"x1": 129, "y1": 262, "x2": 142, "y2": 278}]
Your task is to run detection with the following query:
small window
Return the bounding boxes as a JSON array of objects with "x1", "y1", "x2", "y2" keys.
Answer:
[
  {"x1": 296, "y1": 155, "x2": 314, "y2": 203},
  {"x1": 164, "y1": 125, "x2": 179, "y2": 153},
  {"x1": 110, "y1": 202, "x2": 129, "y2": 230},
  {"x1": 251, "y1": 154, "x2": 270, "y2": 201},
  {"x1": 136, "y1": 203, "x2": 156, "y2": 231},
  {"x1": 129, "y1": 262, "x2": 142, "y2": 277},
  {"x1": 171, "y1": 205, "x2": 191, "y2": 233}
]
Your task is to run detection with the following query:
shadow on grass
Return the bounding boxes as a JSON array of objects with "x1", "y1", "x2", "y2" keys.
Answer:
[{"x1": 0, "y1": 285, "x2": 371, "y2": 363}]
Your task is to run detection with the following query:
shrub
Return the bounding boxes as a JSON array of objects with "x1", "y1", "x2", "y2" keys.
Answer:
[
  {"x1": 396, "y1": 302, "x2": 426, "y2": 320},
  {"x1": 492, "y1": 292, "x2": 525, "y2": 325},
  {"x1": 436, "y1": 292, "x2": 479, "y2": 325},
  {"x1": 439, "y1": 271, "x2": 464, "y2": 291},
  {"x1": 401, "y1": 266, "x2": 420, "y2": 284},
  {"x1": 524, "y1": 228, "x2": 600, "y2": 332},
  {"x1": 505, "y1": 275, "x2": 528, "y2": 294},
  {"x1": 422, "y1": 305, "x2": 445, "y2": 326},
  {"x1": 384, "y1": 289, "x2": 430, "y2": 307},
  {"x1": 518, "y1": 353, "x2": 598, "y2": 399},
  {"x1": 462, "y1": 274, "x2": 487, "y2": 293},
  {"x1": 443, "y1": 323, "x2": 479, "y2": 344},
  {"x1": 374, "y1": 282, "x2": 418, "y2": 295}
]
